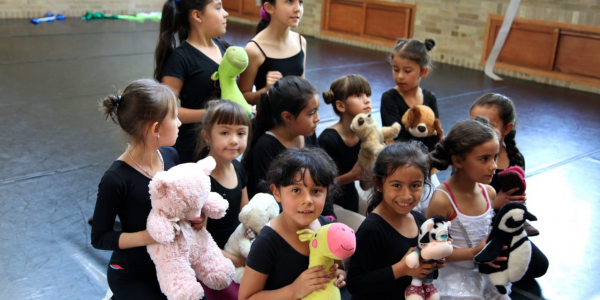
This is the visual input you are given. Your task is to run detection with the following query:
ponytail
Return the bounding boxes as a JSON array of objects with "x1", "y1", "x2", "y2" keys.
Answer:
[
  {"x1": 471, "y1": 93, "x2": 522, "y2": 168},
  {"x1": 250, "y1": 91, "x2": 276, "y2": 149},
  {"x1": 504, "y1": 129, "x2": 525, "y2": 170},
  {"x1": 155, "y1": 0, "x2": 183, "y2": 81},
  {"x1": 256, "y1": 19, "x2": 270, "y2": 34},
  {"x1": 256, "y1": 0, "x2": 275, "y2": 34}
]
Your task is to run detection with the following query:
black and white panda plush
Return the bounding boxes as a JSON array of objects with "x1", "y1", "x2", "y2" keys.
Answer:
[{"x1": 474, "y1": 202, "x2": 537, "y2": 294}]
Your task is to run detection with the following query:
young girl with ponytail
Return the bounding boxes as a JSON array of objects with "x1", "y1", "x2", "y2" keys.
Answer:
[
  {"x1": 154, "y1": 0, "x2": 229, "y2": 163},
  {"x1": 91, "y1": 79, "x2": 182, "y2": 300},
  {"x1": 238, "y1": 0, "x2": 306, "y2": 105}
]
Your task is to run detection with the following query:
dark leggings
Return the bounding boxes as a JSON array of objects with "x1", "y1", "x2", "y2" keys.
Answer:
[
  {"x1": 107, "y1": 266, "x2": 167, "y2": 300},
  {"x1": 523, "y1": 241, "x2": 548, "y2": 279}
]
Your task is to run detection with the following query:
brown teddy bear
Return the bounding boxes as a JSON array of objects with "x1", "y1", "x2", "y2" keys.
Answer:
[
  {"x1": 401, "y1": 105, "x2": 444, "y2": 146},
  {"x1": 350, "y1": 113, "x2": 401, "y2": 173}
]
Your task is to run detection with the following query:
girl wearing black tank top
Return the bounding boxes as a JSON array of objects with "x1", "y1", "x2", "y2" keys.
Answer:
[
  {"x1": 154, "y1": 0, "x2": 230, "y2": 163},
  {"x1": 238, "y1": 0, "x2": 306, "y2": 105}
]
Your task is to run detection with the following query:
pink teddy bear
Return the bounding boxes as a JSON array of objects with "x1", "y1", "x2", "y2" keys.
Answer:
[{"x1": 147, "y1": 156, "x2": 235, "y2": 300}]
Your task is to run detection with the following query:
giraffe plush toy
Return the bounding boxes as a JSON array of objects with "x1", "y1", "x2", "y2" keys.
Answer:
[{"x1": 297, "y1": 223, "x2": 356, "y2": 300}]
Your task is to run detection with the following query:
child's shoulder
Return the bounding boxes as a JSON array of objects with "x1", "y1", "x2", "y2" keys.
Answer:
[
  {"x1": 318, "y1": 127, "x2": 340, "y2": 142},
  {"x1": 480, "y1": 183, "x2": 496, "y2": 202},
  {"x1": 245, "y1": 39, "x2": 266, "y2": 60},
  {"x1": 253, "y1": 225, "x2": 283, "y2": 248},
  {"x1": 254, "y1": 133, "x2": 281, "y2": 149},
  {"x1": 427, "y1": 185, "x2": 455, "y2": 219},
  {"x1": 382, "y1": 88, "x2": 400, "y2": 98},
  {"x1": 160, "y1": 146, "x2": 179, "y2": 158},
  {"x1": 411, "y1": 210, "x2": 427, "y2": 224},
  {"x1": 421, "y1": 89, "x2": 438, "y2": 101},
  {"x1": 232, "y1": 159, "x2": 246, "y2": 176},
  {"x1": 357, "y1": 213, "x2": 389, "y2": 233}
]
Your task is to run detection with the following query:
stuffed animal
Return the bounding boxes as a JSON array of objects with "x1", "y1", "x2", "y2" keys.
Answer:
[
  {"x1": 401, "y1": 105, "x2": 443, "y2": 152},
  {"x1": 474, "y1": 202, "x2": 536, "y2": 294},
  {"x1": 405, "y1": 217, "x2": 453, "y2": 300},
  {"x1": 297, "y1": 223, "x2": 356, "y2": 300},
  {"x1": 146, "y1": 157, "x2": 235, "y2": 300},
  {"x1": 350, "y1": 113, "x2": 401, "y2": 173},
  {"x1": 211, "y1": 46, "x2": 253, "y2": 117},
  {"x1": 495, "y1": 166, "x2": 526, "y2": 196},
  {"x1": 401, "y1": 105, "x2": 443, "y2": 140},
  {"x1": 224, "y1": 193, "x2": 280, "y2": 283}
]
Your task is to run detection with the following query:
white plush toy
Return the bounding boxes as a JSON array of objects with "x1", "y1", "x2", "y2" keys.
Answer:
[{"x1": 224, "y1": 193, "x2": 280, "y2": 283}]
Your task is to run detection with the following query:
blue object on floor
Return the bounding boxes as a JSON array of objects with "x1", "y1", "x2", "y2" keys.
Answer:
[{"x1": 30, "y1": 12, "x2": 66, "y2": 25}]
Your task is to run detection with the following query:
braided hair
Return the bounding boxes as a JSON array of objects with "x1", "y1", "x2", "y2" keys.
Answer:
[{"x1": 471, "y1": 93, "x2": 525, "y2": 169}]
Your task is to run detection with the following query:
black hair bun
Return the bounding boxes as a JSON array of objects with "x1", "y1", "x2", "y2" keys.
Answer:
[
  {"x1": 473, "y1": 115, "x2": 490, "y2": 126},
  {"x1": 424, "y1": 38, "x2": 436, "y2": 51},
  {"x1": 322, "y1": 90, "x2": 335, "y2": 105}
]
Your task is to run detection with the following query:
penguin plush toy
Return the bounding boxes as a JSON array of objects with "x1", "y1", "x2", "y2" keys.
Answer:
[{"x1": 473, "y1": 202, "x2": 536, "y2": 294}]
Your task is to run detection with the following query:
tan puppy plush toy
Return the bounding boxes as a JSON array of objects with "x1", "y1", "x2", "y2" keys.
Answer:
[
  {"x1": 350, "y1": 113, "x2": 401, "y2": 174},
  {"x1": 401, "y1": 105, "x2": 444, "y2": 143}
]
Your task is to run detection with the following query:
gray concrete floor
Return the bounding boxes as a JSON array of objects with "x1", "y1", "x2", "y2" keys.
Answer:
[{"x1": 1, "y1": 18, "x2": 599, "y2": 300}]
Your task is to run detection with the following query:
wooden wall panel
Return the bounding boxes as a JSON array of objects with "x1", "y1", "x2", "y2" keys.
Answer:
[
  {"x1": 242, "y1": 0, "x2": 260, "y2": 15},
  {"x1": 223, "y1": 0, "x2": 259, "y2": 19},
  {"x1": 328, "y1": 1, "x2": 364, "y2": 34},
  {"x1": 555, "y1": 33, "x2": 600, "y2": 79},
  {"x1": 364, "y1": 6, "x2": 408, "y2": 40},
  {"x1": 321, "y1": 0, "x2": 415, "y2": 46},
  {"x1": 482, "y1": 14, "x2": 600, "y2": 87},
  {"x1": 223, "y1": 0, "x2": 239, "y2": 12},
  {"x1": 494, "y1": 24, "x2": 557, "y2": 70}
]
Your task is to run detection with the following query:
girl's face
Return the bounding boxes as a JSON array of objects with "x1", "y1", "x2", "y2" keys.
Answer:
[
  {"x1": 198, "y1": 0, "x2": 228, "y2": 36},
  {"x1": 205, "y1": 123, "x2": 249, "y2": 161},
  {"x1": 271, "y1": 170, "x2": 327, "y2": 227},
  {"x1": 378, "y1": 165, "x2": 424, "y2": 216},
  {"x1": 290, "y1": 94, "x2": 320, "y2": 136},
  {"x1": 268, "y1": 0, "x2": 303, "y2": 28},
  {"x1": 340, "y1": 92, "x2": 372, "y2": 117},
  {"x1": 454, "y1": 139, "x2": 499, "y2": 184},
  {"x1": 470, "y1": 105, "x2": 511, "y2": 139},
  {"x1": 158, "y1": 102, "x2": 181, "y2": 147},
  {"x1": 392, "y1": 56, "x2": 429, "y2": 92}
]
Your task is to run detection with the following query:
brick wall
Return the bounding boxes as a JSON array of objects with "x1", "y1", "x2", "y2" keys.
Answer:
[
  {"x1": 0, "y1": 0, "x2": 165, "y2": 19},
  {"x1": 3, "y1": 0, "x2": 600, "y2": 93},
  {"x1": 236, "y1": 0, "x2": 600, "y2": 94}
]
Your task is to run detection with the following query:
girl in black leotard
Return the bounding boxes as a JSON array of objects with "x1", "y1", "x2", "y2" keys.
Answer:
[
  {"x1": 91, "y1": 79, "x2": 184, "y2": 300},
  {"x1": 154, "y1": 0, "x2": 230, "y2": 163},
  {"x1": 238, "y1": 0, "x2": 306, "y2": 106}
]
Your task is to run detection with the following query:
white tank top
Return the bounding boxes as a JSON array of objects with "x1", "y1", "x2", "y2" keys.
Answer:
[{"x1": 435, "y1": 182, "x2": 494, "y2": 269}]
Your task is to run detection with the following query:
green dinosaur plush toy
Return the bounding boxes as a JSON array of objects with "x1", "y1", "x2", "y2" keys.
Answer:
[{"x1": 211, "y1": 46, "x2": 253, "y2": 117}]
